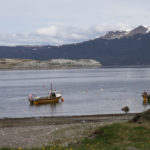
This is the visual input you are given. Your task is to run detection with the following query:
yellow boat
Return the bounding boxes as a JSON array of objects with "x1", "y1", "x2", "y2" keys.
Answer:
[
  {"x1": 28, "y1": 84, "x2": 64, "y2": 105},
  {"x1": 142, "y1": 91, "x2": 150, "y2": 104}
]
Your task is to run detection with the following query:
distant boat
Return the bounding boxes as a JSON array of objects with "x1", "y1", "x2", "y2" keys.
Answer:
[
  {"x1": 28, "y1": 84, "x2": 64, "y2": 105},
  {"x1": 142, "y1": 91, "x2": 150, "y2": 103}
]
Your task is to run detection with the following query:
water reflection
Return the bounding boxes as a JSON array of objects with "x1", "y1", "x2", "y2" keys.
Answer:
[
  {"x1": 31, "y1": 102, "x2": 63, "y2": 116},
  {"x1": 49, "y1": 103, "x2": 62, "y2": 116},
  {"x1": 143, "y1": 102, "x2": 148, "y2": 108}
]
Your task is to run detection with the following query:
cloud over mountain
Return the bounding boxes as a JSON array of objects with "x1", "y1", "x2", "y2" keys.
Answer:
[{"x1": 0, "y1": 23, "x2": 131, "y2": 45}]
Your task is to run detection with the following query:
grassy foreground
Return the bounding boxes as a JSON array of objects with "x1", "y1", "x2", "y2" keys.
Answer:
[{"x1": 1, "y1": 110, "x2": 150, "y2": 150}]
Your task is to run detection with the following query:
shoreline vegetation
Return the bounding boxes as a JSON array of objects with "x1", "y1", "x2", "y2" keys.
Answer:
[{"x1": 0, "y1": 58, "x2": 101, "y2": 70}]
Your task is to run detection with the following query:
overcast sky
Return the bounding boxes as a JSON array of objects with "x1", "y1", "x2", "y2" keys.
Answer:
[{"x1": 0, "y1": 0, "x2": 150, "y2": 45}]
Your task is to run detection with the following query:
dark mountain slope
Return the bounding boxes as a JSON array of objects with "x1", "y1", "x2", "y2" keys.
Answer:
[{"x1": 0, "y1": 30, "x2": 150, "y2": 66}]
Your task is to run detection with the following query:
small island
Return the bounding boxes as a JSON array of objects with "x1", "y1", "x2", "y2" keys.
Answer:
[{"x1": 0, "y1": 58, "x2": 101, "y2": 70}]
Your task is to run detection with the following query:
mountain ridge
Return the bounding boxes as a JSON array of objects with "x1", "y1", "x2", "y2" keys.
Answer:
[
  {"x1": 100, "y1": 25, "x2": 150, "y2": 40},
  {"x1": 0, "y1": 25, "x2": 150, "y2": 66}
]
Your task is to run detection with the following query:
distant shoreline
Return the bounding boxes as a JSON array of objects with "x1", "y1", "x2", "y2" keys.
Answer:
[
  {"x1": 0, "y1": 65, "x2": 150, "y2": 71},
  {"x1": 101, "y1": 65, "x2": 150, "y2": 68}
]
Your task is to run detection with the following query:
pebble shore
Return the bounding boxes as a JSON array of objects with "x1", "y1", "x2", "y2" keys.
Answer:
[{"x1": 0, "y1": 113, "x2": 136, "y2": 148}]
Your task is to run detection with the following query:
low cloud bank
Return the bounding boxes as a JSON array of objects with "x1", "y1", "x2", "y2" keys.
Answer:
[{"x1": 0, "y1": 23, "x2": 131, "y2": 46}]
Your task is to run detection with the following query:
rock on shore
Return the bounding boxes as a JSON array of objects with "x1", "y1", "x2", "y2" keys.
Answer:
[{"x1": 0, "y1": 58, "x2": 101, "y2": 69}]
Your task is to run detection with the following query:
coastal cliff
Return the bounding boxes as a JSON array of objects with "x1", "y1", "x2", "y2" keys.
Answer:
[{"x1": 0, "y1": 58, "x2": 101, "y2": 69}]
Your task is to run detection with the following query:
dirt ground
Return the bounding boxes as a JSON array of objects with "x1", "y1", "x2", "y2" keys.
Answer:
[{"x1": 0, "y1": 114, "x2": 136, "y2": 148}]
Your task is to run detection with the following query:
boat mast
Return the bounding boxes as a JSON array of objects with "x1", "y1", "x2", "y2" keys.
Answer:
[
  {"x1": 51, "y1": 84, "x2": 52, "y2": 92},
  {"x1": 50, "y1": 84, "x2": 52, "y2": 98}
]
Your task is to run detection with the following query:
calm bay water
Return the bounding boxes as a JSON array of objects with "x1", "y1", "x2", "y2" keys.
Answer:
[{"x1": 0, "y1": 68, "x2": 150, "y2": 118}]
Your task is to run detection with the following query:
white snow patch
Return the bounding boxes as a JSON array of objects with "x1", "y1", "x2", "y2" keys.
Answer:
[
  {"x1": 143, "y1": 25, "x2": 150, "y2": 33},
  {"x1": 146, "y1": 26, "x2": 150, "y2": 33}
]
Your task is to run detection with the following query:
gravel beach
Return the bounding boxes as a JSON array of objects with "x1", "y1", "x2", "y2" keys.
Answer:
[{"x1": 0, "y1": 113, "x2": 136, "y2": 148}]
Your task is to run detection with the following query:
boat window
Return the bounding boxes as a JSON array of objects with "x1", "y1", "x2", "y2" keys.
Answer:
[{"x1": 52, "y1": 92, "x2": 56, "y2": 97}]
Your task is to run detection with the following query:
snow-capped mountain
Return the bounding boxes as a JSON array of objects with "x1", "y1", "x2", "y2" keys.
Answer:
[
  {"x1": 0, "y1": 25, "x2": 150, "y2": 66},
  {"x1": 101, "y1": 25, "x2": 150, "y2": 40},
  {"x1": 101, "y1": 31, "x2": 127, "y2": 39}
]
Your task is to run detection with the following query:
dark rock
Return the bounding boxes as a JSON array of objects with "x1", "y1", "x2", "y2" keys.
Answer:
[
  {"x1": 122, "y1": 106, "x2": 129, "y2": 113},
  {"x1": 132, "y1": 114, "x2": 141, "y2": 123}
]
